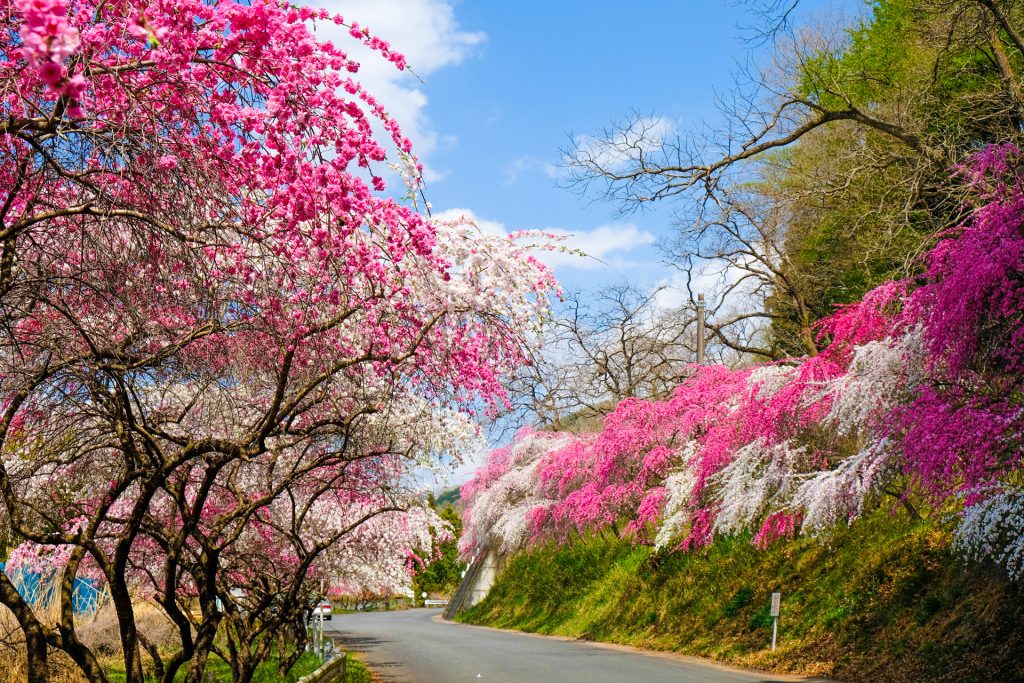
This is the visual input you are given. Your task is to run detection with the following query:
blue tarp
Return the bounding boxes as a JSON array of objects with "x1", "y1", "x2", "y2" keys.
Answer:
[{"x1": 0, "y1": 561, "x2": 104, "y2": 615}]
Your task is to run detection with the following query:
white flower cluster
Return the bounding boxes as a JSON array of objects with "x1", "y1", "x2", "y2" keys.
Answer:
[
  {"x1": 790, "y1": 440, "x2": 892, "y2": 532},
  {"x1": 748, "y1": 365, "x2": 798, "y2": 401},
  {"x1": 654, "y1": 443, "x2": 698, "y2": 550},
  {"x1": 955, "y1": 486, "x2": 1024, "y2": 580},
  {"x1": 431, "y1": 216, "x2": 560, "y2": 333},
  {"x1": 464, "y1": 431, "x2": 572, "y2": 555},
  {"x1": 324, "y1": 506, "x2": 445, "y2": 597},
  {"x1": 358, "y1": 396, "x2": 484, "y2": 471},
  {"x1": 713, "y1": 439, "x2": 803, "y2": 535},
  {"x1": 824, "y1": 328, "x2": 926, "y2": 436}
]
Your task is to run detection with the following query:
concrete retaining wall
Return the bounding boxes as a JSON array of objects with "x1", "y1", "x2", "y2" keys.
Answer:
[{"x1": 443, "y1": 547, "x2": 507, "y2": 619}]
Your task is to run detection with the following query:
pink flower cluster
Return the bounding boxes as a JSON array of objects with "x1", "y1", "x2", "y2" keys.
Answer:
[
  {"x1": 15, "y1": 0, "x2": 78, "y2": 65},
  {"x1": 460, "y1": 146, "x2": 1024, "y2": 577},
  {"x1": 13, "y1": 0, "x2": 85, "y2": 103},
  {"x1": 0, "y1": 0, "x2": 562, "y2": 654}
]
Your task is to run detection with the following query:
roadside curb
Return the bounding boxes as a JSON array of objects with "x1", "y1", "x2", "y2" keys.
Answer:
[{"x1": 431, "y1": 613, "x2": 836, "y2": 683}]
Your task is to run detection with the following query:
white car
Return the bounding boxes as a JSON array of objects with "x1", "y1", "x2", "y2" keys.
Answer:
[{"x1": 308, "y1": 599, "x2": 333, "y2": 621}]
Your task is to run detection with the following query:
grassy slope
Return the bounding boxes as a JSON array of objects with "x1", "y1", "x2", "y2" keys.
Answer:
[
  {"x1": 104, "y1": 649, "x2": 372, "y2": 682},
  {"x1": 458, "y1": 509, "x2": 1024, "y2": 682},
  {"x1": 344, "y1": 654, "x2": 372, "y2": 683}
]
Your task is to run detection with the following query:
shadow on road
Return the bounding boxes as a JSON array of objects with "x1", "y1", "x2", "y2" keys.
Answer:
[
  {"x1": 328, "y1": 631, "x2": 409, "y2": 682},
  {"x1": 329, "y1": 632, "x2": 390, "y2": 652}
]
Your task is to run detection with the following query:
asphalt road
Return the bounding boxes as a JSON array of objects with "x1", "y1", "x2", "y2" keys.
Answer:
[{"x1": 327, "y1": 608, "x2": 822, "y2": 683}]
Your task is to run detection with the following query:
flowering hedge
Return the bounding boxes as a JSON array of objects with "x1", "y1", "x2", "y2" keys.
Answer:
[{"x1": 461, "y1": 145, "x2": 1024, "y2": 580}]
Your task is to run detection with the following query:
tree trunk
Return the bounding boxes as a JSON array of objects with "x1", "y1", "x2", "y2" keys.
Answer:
[
  {"x1": 56, "y1": 548, "x2": 108, "y2": 683},
  {"x1": 138, "y1": 633, "x2": 165, "y2": 683},
  {"x1": 23, "y1": 620, "x2": 49, "y2": 683},
  {"x1": 108, "y1": 577, "x2": 144, "y2": 683},
  {"x1": 279, "y1": 625, "x2": 308, "y2": 680},
  {"x1": 184, "y1": 646, "x2": 212, "y2": 683},
  {"x1": 0, "y1": 573, "x2": 49, "y2": 682},
  {"x1": 236, "y1": 660, "x2": 257, "y2": 683},
  {"x1": 988, "y1": 26, "x2": 1024, "y2": 127},
  {"x1": 276, "y1": 633, "x2": 289, "y2": 680},
  {"x1": 184, "y1": 617, "x2": 220, "y2": 683}
]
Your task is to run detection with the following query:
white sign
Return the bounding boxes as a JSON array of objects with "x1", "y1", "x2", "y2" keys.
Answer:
[
  {"x1": 421, "y1": 591, "x2": 427, "y2": 598},
  {"x1": 770, "y1": 592, "x2": 781, "y2": 652}
]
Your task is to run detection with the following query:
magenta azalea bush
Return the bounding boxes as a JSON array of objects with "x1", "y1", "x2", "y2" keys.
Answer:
[{"x1": 461, "y1": 145, "x2": 1024, "y2": 580}]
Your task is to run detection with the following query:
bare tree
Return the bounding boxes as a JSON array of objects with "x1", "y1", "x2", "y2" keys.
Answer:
[
  {"x1": 563, "y1": 0, "x2": 1024, "y2": 358},
  {"x1": 664, "y1": 185, "x2": 821, "y2": 359},
  {"x1": 733, "y1": 0, "x2": 802, "y2": 44},
  {"x1": 502, "y1": 284, "x2": 744, "y2": 431},
  {"x1": 562, "y1": 24, "x2": 951, "y2": 211}
]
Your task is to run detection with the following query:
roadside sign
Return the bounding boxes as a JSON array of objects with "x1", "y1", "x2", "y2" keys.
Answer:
[{"x1": 769, "y1": 592, "x2": 781, "y2": 652}]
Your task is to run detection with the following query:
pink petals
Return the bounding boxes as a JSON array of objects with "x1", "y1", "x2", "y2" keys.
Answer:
[
  {"x1": 462, "y1": 147, "x2": 1024, "y2": 571},
  {"x1": 14, "y1": 0, "x2": 82, "y2": 99}
]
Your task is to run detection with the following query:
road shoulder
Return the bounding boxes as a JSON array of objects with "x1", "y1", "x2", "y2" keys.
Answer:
[{"x1": 432, "y1": 613, "x2": 836, "y2": 683}]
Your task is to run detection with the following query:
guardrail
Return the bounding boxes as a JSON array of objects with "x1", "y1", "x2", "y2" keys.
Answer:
[
  {"x1": 423, "y1": 599, "x2": 449, "y2": 607},
  {"x1": 297, "y1": 652, "x2": 347, "y2": 683}
]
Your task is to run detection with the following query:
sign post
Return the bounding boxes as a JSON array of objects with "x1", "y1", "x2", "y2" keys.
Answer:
[
  {"x1": 770, "y1": 592, "x2": 781, "y2": 652},
  {"x1": 317, "y1": 578, "x2": 325, "y2": 659}
]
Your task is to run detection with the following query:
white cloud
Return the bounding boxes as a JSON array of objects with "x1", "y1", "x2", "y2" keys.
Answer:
[
  {"x1": 432, "y1": 208, "x2": 657, "y2": 271},
  {"x1": 570, "y1": 115, "x2": 676, "y2": 172},
  {"x1": 502, "y1": 156, "x2": 561, "y2": 186},
  {"x1": 545, "y1": 224, "x2": 656, "y2": 269},
  {"x1": 311, "y1": 0, "x2": 484, "y2": 179}
]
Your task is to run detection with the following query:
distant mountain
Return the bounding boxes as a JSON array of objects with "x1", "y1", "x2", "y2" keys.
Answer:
[{"x1": 434, "y1": 487, "x2": 461, "y2": 508}]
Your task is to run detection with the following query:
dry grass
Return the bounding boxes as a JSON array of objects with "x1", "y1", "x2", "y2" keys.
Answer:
[{"x1": 0, "y1": 595, "x2": 179, "y2": 682}]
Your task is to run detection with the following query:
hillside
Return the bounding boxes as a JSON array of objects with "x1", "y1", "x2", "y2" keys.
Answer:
[
  {"x1": 458, "y1": 508, "x2": 1024, "y2": 683},
  {"x1": 450, "y1": 2, "x2": 1024, "y2": 681},
  {"x1": 434, "y1": 487, "x2": 461, "y2": 509}
]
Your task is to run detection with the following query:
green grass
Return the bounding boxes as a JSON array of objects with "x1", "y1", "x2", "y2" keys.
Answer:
[
  {"x1": 458, "y1": 508, "x2": 1024, "y2": 682},
  {"x1": 343, "y1": 654, "x2": 372, "y2": 683},
  {"x1": 104, "y1": 648, "x2": 322, "y2": 682}
]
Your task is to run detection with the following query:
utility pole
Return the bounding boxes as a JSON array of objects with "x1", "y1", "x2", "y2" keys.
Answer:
[{"x1": 696, "y1": 293, "x2": 706, "y2": 365}]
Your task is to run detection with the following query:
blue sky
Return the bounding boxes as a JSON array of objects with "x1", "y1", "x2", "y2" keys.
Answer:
[
  {"x1": 316, "y1": 0, "x2": 863, "y2": 297},
  {"x1": 312, "y1": 0, "x2": 863, "y2": 486},
  {"x1": 423, "y1": 0, "x2": 742, "y2": 293}
]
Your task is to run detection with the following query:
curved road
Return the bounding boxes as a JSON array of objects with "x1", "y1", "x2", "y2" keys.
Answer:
[{"x1": 327, "y1": 608, "x2": 825, "y2": 683}]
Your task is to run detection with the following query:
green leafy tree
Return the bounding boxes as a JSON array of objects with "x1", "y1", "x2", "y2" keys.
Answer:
[
  {"x1": 412, "y1": 497, "x2": 466, "y2": 599},
  {"x1": 567, "y1": 0, "x2": 1024, "y2": 358}
]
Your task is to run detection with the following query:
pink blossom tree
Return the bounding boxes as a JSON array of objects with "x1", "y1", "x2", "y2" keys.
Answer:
[{"x1": 1, "y1": 1, "x2": 558, "y2": 681}]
